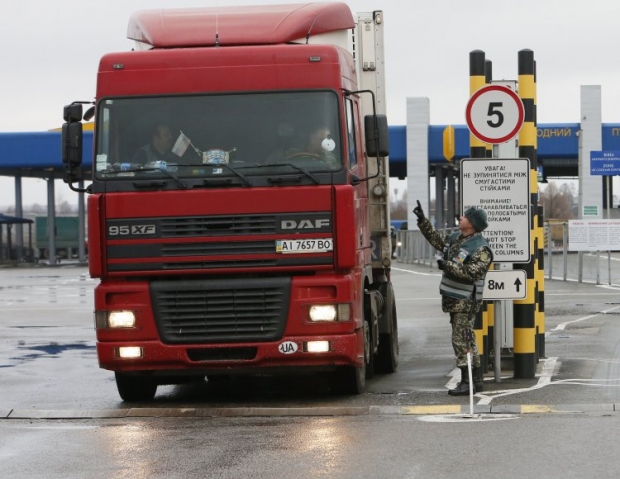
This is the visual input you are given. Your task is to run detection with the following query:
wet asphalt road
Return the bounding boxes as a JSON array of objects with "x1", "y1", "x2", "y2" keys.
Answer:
[
  {"x1": 1, "y1": 263, "x2": 619, "y2": 478},
  {"x1": 1, "y1": 262, "x2": 619, "y2": 409}
]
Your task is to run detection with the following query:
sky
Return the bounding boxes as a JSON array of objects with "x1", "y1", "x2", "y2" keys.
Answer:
[{"x1": 2, "y1": 0, "x2": 620, "y2": 207}]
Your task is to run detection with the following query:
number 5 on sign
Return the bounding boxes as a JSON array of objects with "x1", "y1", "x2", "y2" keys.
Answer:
[{"x1": 465, "y1": 85, "x2": 524, "y2": 144}]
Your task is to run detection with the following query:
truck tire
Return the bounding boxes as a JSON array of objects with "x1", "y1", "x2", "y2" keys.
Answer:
[
  {"x1": 375, "y1": 299, "x2": 399, "y2": 373},
  {"x1": 115, "y1": 372, "x2": 157, "y2": 402},
  {"x1": 329, "y1": 363, "x2": 365, "y2": 395},
  {"x1": 364, "y1": 315, "x2": 375, "y2": 380}
]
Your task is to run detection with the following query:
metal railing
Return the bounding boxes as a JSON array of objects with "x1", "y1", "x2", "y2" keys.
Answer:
[
  {"x1": 394, "y1": 223, "x2": 620, "y2": 285},
  {"x1": 542, "y1": 220, "x2": 617, "y2": 285},
  {"x1": 395, "y1": 227, "x2": 457, "y2": 268}
]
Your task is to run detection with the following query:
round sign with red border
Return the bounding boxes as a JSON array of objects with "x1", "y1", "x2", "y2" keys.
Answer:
[{"x1": 465, "y1": 85, "x2": 525, "y2": 144}]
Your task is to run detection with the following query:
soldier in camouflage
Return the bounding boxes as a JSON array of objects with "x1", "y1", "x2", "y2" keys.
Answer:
[{"x1": 413, "y1": 201, "x2": 493, "y2": 396}]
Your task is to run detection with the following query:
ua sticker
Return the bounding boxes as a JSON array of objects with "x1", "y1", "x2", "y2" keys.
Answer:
[{"x1": 278, "y1": 341, "x2": 298, "y2": 354}]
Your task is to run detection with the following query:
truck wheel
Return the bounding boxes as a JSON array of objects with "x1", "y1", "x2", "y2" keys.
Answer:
[
  {"x1": 375, "y1": 299, "x2": 399, "y2": 373},
  {"x1": 329, "y1": 363, "x2": 365, "y2": 395},
  {"x1": 364, "y1": 316, "x2": 375, "y2": 380},
  {"x1": 115, "y1": 372, "x2": 157, "y2": 402}
]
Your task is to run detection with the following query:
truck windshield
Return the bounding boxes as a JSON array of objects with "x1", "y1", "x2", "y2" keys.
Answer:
[{"x1": 94, "y1": 91, "x2": 343, "y2": 186}]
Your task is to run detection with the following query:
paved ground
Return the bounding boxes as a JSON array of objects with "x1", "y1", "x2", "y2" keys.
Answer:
[{"x1": 1, "y1": 262, "x2": 619, "y2": 417}]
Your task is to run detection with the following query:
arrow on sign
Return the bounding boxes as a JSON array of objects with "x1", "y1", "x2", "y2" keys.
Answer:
[
  {"x1": 514, "y1": 277, "x2": 522, "y2": 292},
  {"x1": 483, "y1": 270, "x2": 527, "y2": 300}
]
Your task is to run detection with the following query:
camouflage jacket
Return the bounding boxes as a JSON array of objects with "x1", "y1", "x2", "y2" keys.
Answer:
[{"x1": 418, "y1": 218, "x2": 493, "y2": 313}]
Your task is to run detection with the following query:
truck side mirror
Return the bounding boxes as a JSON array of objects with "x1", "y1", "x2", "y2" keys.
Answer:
[
  {"x1": 64, "y1": 103, "x2": 83, "y2": 122},
  {"x1": 364, "y1": 114, "x2": 389, "y2": 157},
  {"x1": 62, "y1": 120, "x2": 83, "y2": 166},
  {"x1": 62, "y1": 102, "x2": 85, "y2": 168}
]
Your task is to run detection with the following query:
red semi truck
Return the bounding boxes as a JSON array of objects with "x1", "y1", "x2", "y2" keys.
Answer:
[{"x1": 62, "y1": 2, "x2": 397, "y2": 401}]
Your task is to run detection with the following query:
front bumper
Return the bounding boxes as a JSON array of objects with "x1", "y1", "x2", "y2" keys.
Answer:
[{"x1": 97, "y1": 329, "x2": 363, "y2": 375}]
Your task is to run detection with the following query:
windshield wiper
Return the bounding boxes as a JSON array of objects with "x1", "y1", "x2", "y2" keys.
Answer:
[
  {"x1": 244, "y1": 163, "x2": 320, "y2": 185},
  {"x1": 101, "y1": 164, "x2": 188, "y2": 189},
  {"x1": 140, "y1": 165, "x2": 188, "y2": 189},
  {"x1": 213, "y1": 163, "x2": 252, "y2": 186},
  {"x1": 174, "y1": 162, "x2": 252, "y2": 187}
]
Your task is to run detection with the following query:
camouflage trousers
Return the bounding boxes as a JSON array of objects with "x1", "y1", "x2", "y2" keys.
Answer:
[{"x1": 450, "y1": 312, "x2": 480, "y2": 368}]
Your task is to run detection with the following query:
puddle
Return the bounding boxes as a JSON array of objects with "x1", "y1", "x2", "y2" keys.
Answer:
[
  {"x1": 19, "y1": 342, "x2": 94, "y2": 355},
  {"x1": 4, "y1": 342, "x2": 96, "y2": 367}
]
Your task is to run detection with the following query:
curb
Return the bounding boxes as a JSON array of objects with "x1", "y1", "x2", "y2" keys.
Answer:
[{"x1": 2, "y1": 404, "x2": 616, "y2": 420}]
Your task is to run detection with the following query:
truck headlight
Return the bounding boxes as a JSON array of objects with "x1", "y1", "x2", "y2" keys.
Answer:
[
  {"x1": 308, "y1": 304, "x2": 350, "y2": 322},
  {"x1": 95, "y1": 310, "x2": 136, "y2": 328}
]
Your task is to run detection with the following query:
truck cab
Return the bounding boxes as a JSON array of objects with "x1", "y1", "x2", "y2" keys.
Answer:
[{"x1": 62, "y1": 3, "x2": 397, "y2": 401}]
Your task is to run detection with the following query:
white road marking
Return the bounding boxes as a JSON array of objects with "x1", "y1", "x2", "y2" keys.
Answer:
[
  {"x1": 392, "y1": 267, "x2": 440, "y2": 277},
  {"x1": 418, "y1": 414, "x2": 520, "y2": 423},
  {"x1": 474, "y1": 357, "x2": 559, "y2": 406},
  {"x1": 549, "y1": 305, "x2": 620, "y2": 332}
]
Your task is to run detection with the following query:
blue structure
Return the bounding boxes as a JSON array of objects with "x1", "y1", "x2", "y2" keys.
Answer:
[
  {"x1": 0, "y1": 131, "x2": 93, "y2": 178},
  {"x1": 386, "y1": 123, "x2": 620, "y2": 179},
  {"x1": 2, "y1": 123, "x2": 620, "y2": 179},
  {"x1": 1, "y1": 123, "x2": 617, "y2": 263}
]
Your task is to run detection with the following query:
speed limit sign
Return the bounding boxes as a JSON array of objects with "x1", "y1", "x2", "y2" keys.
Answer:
[{"x1": 465, "y1": 85, "x2": 525, "y2": 144}]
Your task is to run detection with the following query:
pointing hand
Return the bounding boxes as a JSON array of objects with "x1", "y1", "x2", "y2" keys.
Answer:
[{"x1": 413, "y1": 200, "x2": 425, "y2": 222}]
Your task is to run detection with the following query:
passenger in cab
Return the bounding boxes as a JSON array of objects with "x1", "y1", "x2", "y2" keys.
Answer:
[{"x1": 268, "y1": 126, "x2": 337, "y2": 165}]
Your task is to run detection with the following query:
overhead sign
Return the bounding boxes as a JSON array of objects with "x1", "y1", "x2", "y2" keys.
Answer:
[
  {"x1": 465, "y1": 85, "x2": 525, "y2": 144},
  {"x1": 483, "y1": 270, "x2": 527, "y2": 300},
  {"x1": 590, "y1": 150, "x2": 620, "y2": 175},
  {"x1": 461, "y1": 158, "x2": 531, "y2": 263}
]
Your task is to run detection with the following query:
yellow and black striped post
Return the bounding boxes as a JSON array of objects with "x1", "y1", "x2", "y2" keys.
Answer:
[
  {"x1": 469, "y1": 50, "x2": 487, "y2": 159},
  {"x1": 536, "y1": 205, "x2": 546, "y2": 358},
  {"x1": 469, "y1": 49, "x2": 489, "y2": 371},
  {"x1": 484, "y1": 59, "x2": 494, "y2": 158},
  {"x1": 514, "y1": 49, "x2": 538, "y2": 378}
]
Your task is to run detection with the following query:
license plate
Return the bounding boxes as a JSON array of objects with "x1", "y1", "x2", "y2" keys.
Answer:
[{"x1": 275, "y1": 238, "x2": 333, "y2": 254}]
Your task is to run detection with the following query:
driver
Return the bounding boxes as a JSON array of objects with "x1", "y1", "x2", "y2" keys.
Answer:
[{"x1": 132, "y1": 123, "x2": 179, "y2": 165}]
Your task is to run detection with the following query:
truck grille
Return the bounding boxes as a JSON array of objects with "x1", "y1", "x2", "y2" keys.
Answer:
[
  {"x1": 105, "y1": 212, "x2": 333, "y2": 272},
  {"x1": 151, "y1": 277, "x2": 290, "y2": 344},
  {"x1": 160, "y1": 215, "x2": 277, "y2": 237}
]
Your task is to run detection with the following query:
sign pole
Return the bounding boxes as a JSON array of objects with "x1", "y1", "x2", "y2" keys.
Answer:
[
  {"x1": 494, "y1": 299, "x2": 502, "y2": 382},
  {"x1": 607, "y1": 176, "x2": 611, "y2": 219},
  {"x1": 490, "y1": 143, "x2": 503, "y2": 382}
]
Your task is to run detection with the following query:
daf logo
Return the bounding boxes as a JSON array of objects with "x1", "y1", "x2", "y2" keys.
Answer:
[{"x1": 281, "y1": 218, "x2": 330, "y2": 230}]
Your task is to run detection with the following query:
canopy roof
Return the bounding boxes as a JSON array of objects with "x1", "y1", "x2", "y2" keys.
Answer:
[
  {"x1": 0, "y1": 130, "x2": 93, "y2": 178},
  {"x1": 0, "y1": 213, "x2": 33, "y2": 225}
]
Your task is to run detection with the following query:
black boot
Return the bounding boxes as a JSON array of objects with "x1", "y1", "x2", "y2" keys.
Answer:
[
  {"x1": 449, "y1": 366, "x2": 475, "y2": 396},
  {"x1": 473, "y1": 366, "x2": 484, "y2": 392}
]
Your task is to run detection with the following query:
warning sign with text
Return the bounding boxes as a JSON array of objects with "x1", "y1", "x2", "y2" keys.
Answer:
[
  {"x1": 568, "y1": 219, "x2": 620, "y2": 251},
  {"x1": 461, "y1": 158, "x2": 531, "y2": 263}
]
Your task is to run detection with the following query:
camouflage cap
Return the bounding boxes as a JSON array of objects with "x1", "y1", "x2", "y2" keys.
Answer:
[{"x1": 464, "y1": 206, "x2": 488, "y2": 232}]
